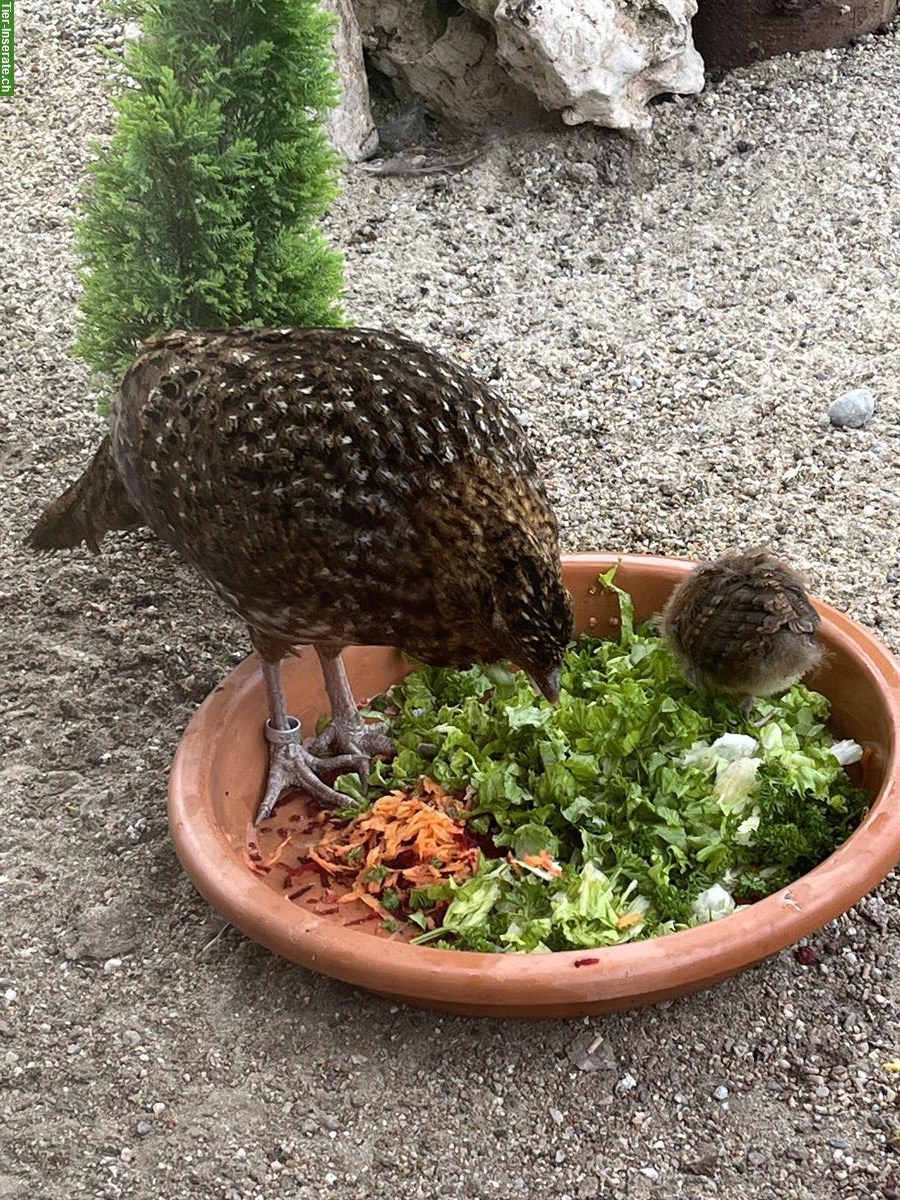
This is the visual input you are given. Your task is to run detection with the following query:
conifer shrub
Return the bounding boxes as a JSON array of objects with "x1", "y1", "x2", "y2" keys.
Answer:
[{"x1": 75, "y1": 0, "x2": 345, "y2": 376}]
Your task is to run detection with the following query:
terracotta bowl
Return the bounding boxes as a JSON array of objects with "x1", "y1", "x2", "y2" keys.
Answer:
[{"x1": 168, "y1": 555, "x2": 900, "y2": 1018}]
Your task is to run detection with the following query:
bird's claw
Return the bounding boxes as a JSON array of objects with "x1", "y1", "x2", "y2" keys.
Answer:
[
  {"x1": 257, "y1": 718, "x2": 369, "y2": 822},
  {"x1": 306, "y1": 718, "x2": 394, "y2": 762}
]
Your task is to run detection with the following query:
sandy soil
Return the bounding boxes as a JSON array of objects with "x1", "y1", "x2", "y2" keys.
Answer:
[{"x1": 2, "y1": 6, "x2": 899, "y2": 1199}]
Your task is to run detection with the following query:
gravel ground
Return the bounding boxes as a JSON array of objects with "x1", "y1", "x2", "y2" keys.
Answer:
[{"x1": 3, "y1": 6, "x2": 900, "y2": 1199}]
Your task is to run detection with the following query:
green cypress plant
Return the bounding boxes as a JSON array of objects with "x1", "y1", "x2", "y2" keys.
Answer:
[{"x1": 75, "y1": 0, "x2": 345, "y2": 376}]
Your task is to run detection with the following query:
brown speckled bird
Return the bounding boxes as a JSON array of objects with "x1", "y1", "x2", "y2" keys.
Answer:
[
  {"x1": 29, "y1": 326, "x2": 574, "y2": 819},
  {"x1": 659, "y1": 550, "x2": 823, "y2": 707}
]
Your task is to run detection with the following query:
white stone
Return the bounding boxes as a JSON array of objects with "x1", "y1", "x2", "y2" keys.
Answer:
[
  {"x1": 485, "y1": 0, "x2": 705, "y2": 131},
  {"x1": 322, "y1": 0, "x2": 379, "y2": 161},
  {"x1": 351, "y1": 0, "x2": 704, "y2": 132},
  {"x1": 828, "y1": 387, "x2": 876, "y2": 429}
]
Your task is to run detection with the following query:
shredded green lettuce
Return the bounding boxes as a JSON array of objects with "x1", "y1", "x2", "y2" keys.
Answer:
[{"x1": 345, "y1": 574, "x2": 868, "y2": 952}]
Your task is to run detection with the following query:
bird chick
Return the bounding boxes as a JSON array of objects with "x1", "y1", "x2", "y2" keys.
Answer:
[
  {"x1": 659, "y1": 551, "x2": 823, "y2": 706},
  {"x1": 28, "y1": 325, "x2": 574, "y2": 819}
]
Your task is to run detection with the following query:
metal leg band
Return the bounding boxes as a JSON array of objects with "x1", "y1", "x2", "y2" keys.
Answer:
[{"x1": 264, "y1": 716, "x2": 302, "y2": 746}]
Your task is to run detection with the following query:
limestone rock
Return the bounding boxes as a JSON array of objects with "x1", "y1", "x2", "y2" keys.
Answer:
[
  {"x1": 322, "y1": 0, "x2": 379, "y2": 161},
  {"x1": 351, "y1": 0, "x2": 704, "y2": 132},
  {"x1": 487, "y1": 0, "x2": 705, "y2": 131}
]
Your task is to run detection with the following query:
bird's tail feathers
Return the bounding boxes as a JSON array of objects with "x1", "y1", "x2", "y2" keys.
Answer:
[{"x1": 26, "y1": 434, "x2": 142, "y2": 555}]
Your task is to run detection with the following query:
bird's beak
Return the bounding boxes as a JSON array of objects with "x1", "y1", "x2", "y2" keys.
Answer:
[{"x1": 529, "y1": 666, "x2": 561, "y2": 705}]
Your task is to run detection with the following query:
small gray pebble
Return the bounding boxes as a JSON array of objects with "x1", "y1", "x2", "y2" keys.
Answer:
[
  {"x1": 827, "y1": 387, "x2": 876, "y2": 428},
  {"x1": 136, "y1": 1121, "x2": 152, "y2": 1136},
  {"x1": 563, "y1": 160, "x2": 599, "y2": 185},
  {"x1": 713, "y1": 1084, "x2": 729, "y2": 1101},
  {"x1": 126, "y1": 815, "x2": 148, "y2": 844},
  {"x1": 121, "y1": 1029, "x2": 142, "y2": 1046}
]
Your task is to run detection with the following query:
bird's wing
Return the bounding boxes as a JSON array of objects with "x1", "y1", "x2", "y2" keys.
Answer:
[{"x1": 671, "y1": 560, "x2": 818, "y2": 672}]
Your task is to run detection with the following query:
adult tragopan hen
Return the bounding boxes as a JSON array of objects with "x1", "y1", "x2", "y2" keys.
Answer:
[
  {"x1": 660, "y1": 550, "x2": 823, "y2": 707},
  {"x1": 28, "y1": 326, "x2": 574, "y2": 819}
]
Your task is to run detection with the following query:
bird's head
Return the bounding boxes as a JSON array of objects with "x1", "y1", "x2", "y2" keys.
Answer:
[{"x1": 484, "y1": 551, "x2": 574, "y2": 703}]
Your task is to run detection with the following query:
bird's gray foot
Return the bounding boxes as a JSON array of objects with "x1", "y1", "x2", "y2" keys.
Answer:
[
  {"x1": 306, "y1": 717, "x2": 394, "y2": 761},
  {"x1": 252, "y1": 644, "x2": 396, "y2": 823},
  {"x1": 257, "y1": 718, "x2": 367, "y2": 822},
  {"x1": 306, "y1": 645, "x2": 396, "y2": 766}
]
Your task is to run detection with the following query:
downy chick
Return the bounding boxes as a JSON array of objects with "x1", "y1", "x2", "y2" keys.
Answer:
[{"x1": 660, "y1": 550, "x2": 823, "y2": 707}]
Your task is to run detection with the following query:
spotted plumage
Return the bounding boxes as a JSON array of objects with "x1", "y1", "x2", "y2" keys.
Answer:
[
  {"x1": 29, "y1": 325, "x2": 574, "y2": 814},
  {"x1": 660, "y1": 550, "x2": 823, "y2": 701}
]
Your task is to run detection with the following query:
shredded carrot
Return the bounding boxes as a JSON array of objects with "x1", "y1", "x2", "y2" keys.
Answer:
[
  {"x1": 292, "y1": 779, "x2": 479, "y2": 923},
  {"x1": 262, "y1": 834, "x2": 293, "y2": 869},
  {"x1": 305, "y1": 848, "x2": 355, "y2": 876},
  {"x1": 522, "y1": 850, "x2": 564, "y2": 877},
  {"x1": 247, "y1": 779, "x2": 482, "y2": 935}
]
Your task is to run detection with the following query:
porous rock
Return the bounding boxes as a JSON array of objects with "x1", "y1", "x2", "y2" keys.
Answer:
[
  {"x1": 352, "y1": 0, "x2": 704, "y2": 131},
  {"x1": 488, "y1": 0, "x2": 705, "y2": 131}
]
